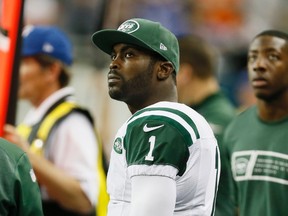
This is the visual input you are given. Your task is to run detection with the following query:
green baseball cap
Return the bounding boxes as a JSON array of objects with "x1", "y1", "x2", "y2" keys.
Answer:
[{"x1": 91, "y1": 18, "x2": 179, "y2": 73}]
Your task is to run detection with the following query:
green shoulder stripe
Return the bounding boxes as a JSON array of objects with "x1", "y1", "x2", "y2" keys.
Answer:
[{"x1": 128, "y1": 106, "x2": 200, "y2": 146}]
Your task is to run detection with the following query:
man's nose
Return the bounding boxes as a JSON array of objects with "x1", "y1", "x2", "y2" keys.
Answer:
[
  {"x1": 109, "y1": 55, "x2": 121, "y2": 70},
  {"x1": 252, "y1": 57, "x2": 266, "y2": 72}
]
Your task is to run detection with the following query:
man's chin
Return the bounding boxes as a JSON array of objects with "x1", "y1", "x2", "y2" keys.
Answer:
[{"x1": 109, "y1": 90, "x2": 123, "y2": 101}]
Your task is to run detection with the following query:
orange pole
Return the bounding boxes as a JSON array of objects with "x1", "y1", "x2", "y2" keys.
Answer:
[{"x1": 0, "y1": 0, "x2": 24, "y2": 136}]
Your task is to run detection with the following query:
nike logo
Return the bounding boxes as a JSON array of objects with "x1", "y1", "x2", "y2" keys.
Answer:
[{"x1": 143, "y1": 124, "x2": 164, "y2": 132}]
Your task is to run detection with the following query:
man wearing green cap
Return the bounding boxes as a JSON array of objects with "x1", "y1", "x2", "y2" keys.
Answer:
[{"x1": 91, "y1": 18, "x2": 220, "y2": 216}]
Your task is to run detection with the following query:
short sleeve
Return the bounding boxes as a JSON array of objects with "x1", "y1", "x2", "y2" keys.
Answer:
[
  {"x1": 125, "y1": 118, "x2": 190, "y2": 178},
  {"x1": 15, "y1": 153, "x2": 43, "y2": 215}
]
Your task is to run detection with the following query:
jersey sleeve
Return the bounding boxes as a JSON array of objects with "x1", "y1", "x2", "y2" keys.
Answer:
[
  {"x1": 125, "y1": 117, "x2": 191, "y2": 178},
  {"x1": 15, "y1": 153, "x2": 43, "y2": 216}
]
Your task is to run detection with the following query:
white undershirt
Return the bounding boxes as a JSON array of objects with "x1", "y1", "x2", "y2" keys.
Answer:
[{"x1": 130, "y1": 175, "x2": 176, "y2": 216}]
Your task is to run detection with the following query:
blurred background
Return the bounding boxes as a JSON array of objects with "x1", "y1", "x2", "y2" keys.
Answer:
[{"x1": 2, "y1": 0, "x2": 288, "y2": 160}]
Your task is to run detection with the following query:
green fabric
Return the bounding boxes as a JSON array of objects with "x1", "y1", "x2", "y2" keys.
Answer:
[
  {"x1": 91, "y1": 18, "x2": 180, "y2": 72},
  {"x1": 0, "y1": 138, "x2": 43, "y2": 216},
  {"x1": 132, "y1": 106, "x2": 200, "y2": 140},
  {"x1": 123, "y1": 105, "x2": 200, "y2": 176},
  {"x1": 223, "y1": 106, "x2": 288, "y2": 216},
  {"x1": 125, "y1": 116, "x2": 190, "y2": 176},
  {"x1": 191, "y1": 92, "x2": 236, "y2": 216}
]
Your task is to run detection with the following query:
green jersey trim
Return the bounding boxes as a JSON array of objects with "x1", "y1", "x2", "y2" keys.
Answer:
[
  {"x1": 123, "y1": 105, "x2": 200, "y2": 176},
  {"x1": 128, "y1": 106, "x2": 200, "y2": 144},
  {"x1": 129, "y1": 114, "x2": 194, "y2": 145}
]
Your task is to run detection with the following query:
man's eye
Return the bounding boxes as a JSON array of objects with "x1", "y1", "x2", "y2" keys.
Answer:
[
  {"x1": 248, "y1": 55, "x2": 257, "y2": 63},
  {"x1": 111, "y1": 54, "x2": 116, "y2": 60},
  {"x1": 268, "y1": 54, "x2": 279, "y2": 61},
  {"x1": 125, "y1": 52, "x2": 133, "y2": 58}
]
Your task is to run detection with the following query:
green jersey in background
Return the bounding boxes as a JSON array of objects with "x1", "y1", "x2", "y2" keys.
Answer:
[
  {"x1": 223, "y1": 106, "x2": 288, "y2": 216},
  {"x1": 191, "y1": 92, "x2": 236, "y2": 216},
  {"x1": 0, "y1": 138, "x2": 43, "y2": 216}
]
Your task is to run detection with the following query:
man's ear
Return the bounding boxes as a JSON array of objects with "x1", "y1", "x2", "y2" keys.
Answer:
[
  {"x1": 157, "y1": 62, "x2": 174, "y2": 80},
  {"x1": 46, "y1": 61, "x2": 62, "y2": 82},
  {"x1": 179, "y1": 63, "x2": 194, "y2": 79}
]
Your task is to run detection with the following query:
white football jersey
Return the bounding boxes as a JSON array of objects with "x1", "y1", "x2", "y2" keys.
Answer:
[{"x1": 107, "y1": 101, "x2": 220, "y2": 215}]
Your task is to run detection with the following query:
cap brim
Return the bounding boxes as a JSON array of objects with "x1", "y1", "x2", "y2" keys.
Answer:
[{"x1": 91, "y1": 29, "x2": 152, "y2": 55}]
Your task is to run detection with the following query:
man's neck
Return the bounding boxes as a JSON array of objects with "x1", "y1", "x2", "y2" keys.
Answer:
[
  {"x1": 184, "y1": 78, "x2": 219, "y2": 106},
  {"x1": 257, "y1": 96, "x2": 288, "y2": 121}
]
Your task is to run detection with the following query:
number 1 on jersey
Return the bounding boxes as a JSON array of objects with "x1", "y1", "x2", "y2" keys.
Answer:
[{"x1": 145, "y1": 136, "x2": 155, "y2": 161}]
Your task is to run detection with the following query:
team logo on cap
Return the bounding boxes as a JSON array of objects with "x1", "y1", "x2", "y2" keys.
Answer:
[
  {"x1": 22, "y1": 25, "x2": 34, "y2": 37},
  {"x1": 160, "y1": 43, "x2": 167, "y2": 51},
  {"x1": 117, "y1": 20, "x2": 139, "y2": 34},
  {"x1": 42, "y1": 43, "x2": 54, "y2": 53}
]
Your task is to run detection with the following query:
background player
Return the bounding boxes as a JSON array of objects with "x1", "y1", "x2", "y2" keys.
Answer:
[{"x1": 222, "y1": 30, "x2": 288, "y2": 216}]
